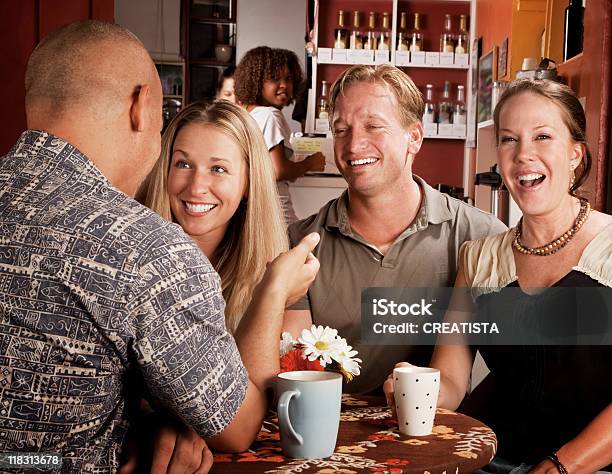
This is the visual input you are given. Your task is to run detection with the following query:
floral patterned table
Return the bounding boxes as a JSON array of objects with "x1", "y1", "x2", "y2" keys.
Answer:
[{"x1": 212, "y1": 395, "x2": 497, "y2": 473}]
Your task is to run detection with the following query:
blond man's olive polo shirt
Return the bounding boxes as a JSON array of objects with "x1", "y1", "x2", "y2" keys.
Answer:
[{"x1": 288, "y1": 176, "x2": 507, "y2": 394}]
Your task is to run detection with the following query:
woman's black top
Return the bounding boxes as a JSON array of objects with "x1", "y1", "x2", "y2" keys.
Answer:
[{"x1": 465, "y1": 271, "x2": 611, "y2": 466}]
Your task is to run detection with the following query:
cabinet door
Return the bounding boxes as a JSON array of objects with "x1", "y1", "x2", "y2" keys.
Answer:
[
  {"x1": 190, "y1": 0, "x2": 236, "y2": 21},
  {"x1": 116, "y1": 0, "x2": 182, "y2": 61},
  {"x1": 183, "y1": 0, "x2": 238, "y2": 103},
  {"x1": 0, "y1": 0, "x2": 114, "y2": 153}
]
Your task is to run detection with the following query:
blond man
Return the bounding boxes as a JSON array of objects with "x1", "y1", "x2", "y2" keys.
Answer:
[{"x1": 284, "y1": 65, "x2": 506, "y2": 394}]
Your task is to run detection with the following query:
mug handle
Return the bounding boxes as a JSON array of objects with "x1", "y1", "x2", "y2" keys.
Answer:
[{"x1": 277, "y1": 390, "x2": 303, "y2": 445}]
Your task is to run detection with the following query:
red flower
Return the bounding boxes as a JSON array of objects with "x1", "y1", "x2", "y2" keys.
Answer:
[{"x1": 280, "y1": 349, "x2": 324, "y2": 373}]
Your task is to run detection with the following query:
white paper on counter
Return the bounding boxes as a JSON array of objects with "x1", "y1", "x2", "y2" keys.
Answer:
[{"x1": 290, "y1": 136, "x2": 340, "y2": 175}]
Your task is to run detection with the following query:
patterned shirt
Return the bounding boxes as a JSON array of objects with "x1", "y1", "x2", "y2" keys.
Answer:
[{"x1": 0, "y1": 131, "x2": 248, "y2": 472}]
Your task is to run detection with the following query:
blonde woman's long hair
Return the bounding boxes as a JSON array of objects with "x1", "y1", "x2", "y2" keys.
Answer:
[{"x1": 136, "y1": 100, "x2": 288, "y2": 333}]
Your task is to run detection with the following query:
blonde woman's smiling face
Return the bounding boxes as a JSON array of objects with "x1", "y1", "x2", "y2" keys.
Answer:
[{"x1": 167, "y1": 123, "x2": 248, "y2": 247}]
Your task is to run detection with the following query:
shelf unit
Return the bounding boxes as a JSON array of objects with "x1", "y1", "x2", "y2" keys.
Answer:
[
  {"x1": 155, "y1": 60, "x2": 186, "y2": 129},
  {"x1": 306, "y1": 0, "x2": 476, "y2": 191},
  {"x1": 182, "y1": 0, "x2": 237, "y2": 103},
  {"x1": 317, "y1": 58, "x2": 470, "y2": 69},
  {"x1": 155, "y1": 61, "x2": 186, "y2": 98}
]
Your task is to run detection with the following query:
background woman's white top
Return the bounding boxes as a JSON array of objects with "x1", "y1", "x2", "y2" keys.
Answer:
[{"x1": 249, "y1": 105, "x2": 298, "y2": 224}]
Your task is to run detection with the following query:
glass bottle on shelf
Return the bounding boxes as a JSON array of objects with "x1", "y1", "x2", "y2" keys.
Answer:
[
  {"x1": 452, "y1": 85, "x2": 466, "y2": 125},
  {"x1": 318, "y1": 80, "x2": 330, "y2": 119},
  {"x1": 408, "y1": 13, "x2": 423, "y2": 53},
  {"x1": 334, "y1": 10, "x2": 348, "y2": 49},
  {"x1": 363, "y1": 12, "x2": 378, "y2": 50},
  {"x1": 397, "y1": 11, "x2": 409, "y2": 51},
  {"x1": 350, "y1": 11, "x2": 363, "y2": 49},
  {"x1": 423, "y1": 84, "x2": 436, "y2": 124},
  {"x1": 438, "y1": 81, "x2": 452, "y2": 124},
  {"x1": 455, "y1": 15, "x2": 469, "y2": 54},
  {"x1": 377, "y1": 12, "x2": 391, "y2": 50},
  {"x1": 563, "y1": 0, "x2": 584, "y2": 61},
  {"x1": 440, "y1": 14, "x2": 455, "y2": 53}
]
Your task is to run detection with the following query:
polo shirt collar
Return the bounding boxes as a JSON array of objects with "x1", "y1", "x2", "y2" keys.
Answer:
[
  {"x1": 417, "y1": 176, "x2": 455, "y2": 225},
  {"x1": 324, "y1": 175, "x2": 455, "y2": 236}
]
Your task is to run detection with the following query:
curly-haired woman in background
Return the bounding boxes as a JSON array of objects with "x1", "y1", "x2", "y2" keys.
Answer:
[{"x1": 235, "y1": 46, "x2": 325, "y2": 224}]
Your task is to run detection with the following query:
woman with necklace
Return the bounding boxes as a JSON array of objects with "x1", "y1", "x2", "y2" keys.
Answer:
[{"x1": 385, "y1": 79, "x2": 612, "y2": 472}]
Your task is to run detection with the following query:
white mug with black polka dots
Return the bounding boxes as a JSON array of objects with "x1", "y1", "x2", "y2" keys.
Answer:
[{"x1": 393, "y1": 366, "x2": 440, "y2": 436}]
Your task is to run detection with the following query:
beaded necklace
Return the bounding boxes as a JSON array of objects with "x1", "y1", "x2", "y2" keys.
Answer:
[{"x1": 512, "y1": 198, "x2": 590, "y2": 256}]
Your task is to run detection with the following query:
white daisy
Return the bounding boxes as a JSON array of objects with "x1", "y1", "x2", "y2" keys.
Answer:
[
  {"x1": 280, "y1": 332, "x2": 296, "y2": 357},
  {"x1": 298, "y1": 325, "x2": 342, "y2": 366},
  {"x1": 332, "y1": 340, "x2": 362, "y2": 378}
]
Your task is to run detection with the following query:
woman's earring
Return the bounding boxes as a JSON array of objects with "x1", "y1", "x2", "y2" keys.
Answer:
[{"x1": 569, "y1": 165, "x2": 576, "y2": 189}]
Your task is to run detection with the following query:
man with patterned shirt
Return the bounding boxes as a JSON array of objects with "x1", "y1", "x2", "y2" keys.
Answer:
[{"x1": 0, "y1": 21, "x2": 320, "y2": 472}]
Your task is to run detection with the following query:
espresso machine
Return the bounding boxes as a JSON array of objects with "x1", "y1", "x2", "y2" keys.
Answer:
[{"x1": 475, "y1": 164, "x2": 509, "y2": 224}]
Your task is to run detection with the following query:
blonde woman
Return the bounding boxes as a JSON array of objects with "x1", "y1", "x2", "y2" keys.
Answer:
[{"x1": 137, "y1": 100, "x2": 288, "y2": 333}]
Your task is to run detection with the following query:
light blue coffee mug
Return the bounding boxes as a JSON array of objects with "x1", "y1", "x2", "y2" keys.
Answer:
[{"x1": 276, "y1": 371, "x2": 342, "y2": 459}]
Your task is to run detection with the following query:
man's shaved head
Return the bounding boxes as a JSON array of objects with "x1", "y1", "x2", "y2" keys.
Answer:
[
  {"x1": 24, "y1": 20, "x2": 164, "y2": 196},
  {"x1": 25, "y1": 20, "x2": 156, "y2": 118}
]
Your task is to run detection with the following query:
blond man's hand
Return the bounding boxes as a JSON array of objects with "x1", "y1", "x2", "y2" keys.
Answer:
[{"x1": 383, "y1": 362, "x2": 416, "y2": 419}]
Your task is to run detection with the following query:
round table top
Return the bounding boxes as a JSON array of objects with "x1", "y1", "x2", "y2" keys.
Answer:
[{"x1": 212, "y1": 394, "x2": 497, "y2": 473}]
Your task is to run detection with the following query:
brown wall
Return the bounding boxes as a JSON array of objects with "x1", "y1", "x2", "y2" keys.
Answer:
[
  {"x1": 477, "y1": 0, "x2": 547, "y2": 80},
  {"x1": 476, "y1": 0, "x2": 513, "y2": 62},
  {"x1": 578, "y1": 0, "x2": 611, "y2": 211},
  {"x1": 0, "y1": 0, "x2": 114, "y2": 155}
]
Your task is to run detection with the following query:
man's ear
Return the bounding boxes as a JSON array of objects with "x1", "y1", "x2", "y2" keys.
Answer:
[
  {"x1": 130, "y1": 84, "x2": 151, "y2": 132},
  {"x1": 407, "y1": 121, "x2": 424, "y2": 155}
]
